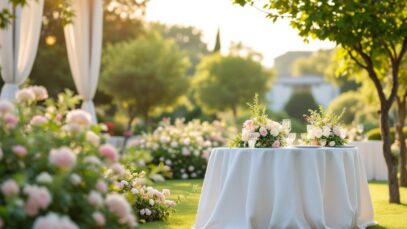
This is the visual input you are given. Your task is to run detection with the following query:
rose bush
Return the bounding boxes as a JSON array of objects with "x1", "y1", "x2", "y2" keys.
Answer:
[
  {"x1": 129, "y1": 118, "x2": 229, "y2": 179},
  {"x1": 0, "y1": 86, "x2": 177, "y2": 228}
]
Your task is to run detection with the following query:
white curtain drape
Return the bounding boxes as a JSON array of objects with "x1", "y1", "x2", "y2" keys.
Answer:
[
  {"x1": 0, "y1": 0, "x2": 44, "y2": 100},
  {"x1": 64, "y1": 0, "x2": 103, "y2": 123}
]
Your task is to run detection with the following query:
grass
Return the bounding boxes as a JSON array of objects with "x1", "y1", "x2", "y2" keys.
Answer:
[{"x1": 139, "y1": 180, "x2": 407, "y2": 229}]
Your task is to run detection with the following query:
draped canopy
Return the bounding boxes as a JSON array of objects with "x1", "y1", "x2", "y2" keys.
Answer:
[{"x1": 0, "y1": 0, "x2": 44, "y2": 100}]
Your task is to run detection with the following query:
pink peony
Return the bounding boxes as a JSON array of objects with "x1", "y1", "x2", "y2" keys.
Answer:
[
  {"x1": 87, "y1": 191, "x2": 103, "y2": 207},
  {"x1": 66, "y1": 110, "x2": 92, "y2": 128},
  {"x1": 16, "y1": 88, "x2": 35, "y2": 103},
  {"x1": 3, "y1": 114, "x2": 19, "y2": 128},
  {"x1": 105, "y1": 193, "x2": 133, "y2": 224},
  {"x1": 96, "y1": 180, "x2": 108, "y2": 193},
  {"x1": 110, "y1": 163, "x2": 125, "y2": 176},
  {"x1": 28, "y1": 86, "x2": 48, "y2": 101},
  {"x1": 86, "y1": 131, "x2": 100, "y2": 146},
  {"x1": 99, "y1": 144, "x2": 118, "y2": 162},
  {"x1": 1, "y1": 179, "x2": 19, "y2": 197},
  {"x1": 30, "y1": 115, "x2": 47, "y2": 126},
  {"x1": 92, "y1": 212, "x2": 106, "y2": 227},
  {"x1": 24, "y1": 185, "x2": 52, "y2": 216},
  {"x1": 272, "y1": 140, "x2": 281, "y2": 148},
  {"x1": 12, "y1": 145, "x2": 27, "y2": 157},
  {"x1": 49, "y1": 147, "x2": 77, "y2": 170},
  {"x1": 259, "y1": 127, "x2": 268, "y2": 137},
  {"x1": 0, "y1": 100, "x2": 15, "y2": 115}
]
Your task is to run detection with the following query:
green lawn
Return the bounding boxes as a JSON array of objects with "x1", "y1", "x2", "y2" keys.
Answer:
[{"x1": 139, "y1": 180, "x2": 407, "y2": 229}]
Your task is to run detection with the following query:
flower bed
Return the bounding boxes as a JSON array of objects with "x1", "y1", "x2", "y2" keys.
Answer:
[
  {"x1": 129, "y1": 118, "x2": 229, "y2": 179},
  {"x1": 0, "y1": 86, "x2": 176, "y2": 228}
]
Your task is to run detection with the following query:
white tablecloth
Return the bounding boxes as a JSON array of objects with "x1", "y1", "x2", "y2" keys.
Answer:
[
  {"x1": 349, "y1": 141, "x2": 387, "y2": 181},
  {"x1": 195, "y1": 147, "x2": 376, "y2": 229}
]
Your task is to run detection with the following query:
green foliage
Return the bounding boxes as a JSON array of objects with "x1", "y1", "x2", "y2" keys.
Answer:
[
  {"x1": 273, "y1": 51, "x2": 312, "y2": 76},
  {"x1": 100, "y1": 32, "x2": 190, "y2": 125},
  {"x1": 284, "y1": 89, "x2": 318, "y2": 121},
  {"x1": 193, "y1": 54, "x2": 271, "y2": 117},
  {"x1": 367, "y1": 127, "x2": 407, "y2": 141},
  {"x1": 247, "y1": 94, "x2": 268, "y2": 124}
]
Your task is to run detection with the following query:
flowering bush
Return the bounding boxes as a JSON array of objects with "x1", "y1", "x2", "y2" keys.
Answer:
[
  {"x1": 230, "y1": 95, "x2": 289, "y2": 148},
  {"x1": 112, "y1": 171, "x2": 177, "y2": 224},
  {"x1": 129, "y1": 118, "x2": 229, "y2": 179},
  {"x1": 304, "y1": 106, "x2": 347, "y2": 147},
  {"x1": 0, "y1": 86, "x2": 176, "y2": 228}
]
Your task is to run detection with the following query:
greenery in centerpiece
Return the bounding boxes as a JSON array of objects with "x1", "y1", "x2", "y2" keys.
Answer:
[
  {"x1": 303, "y1": 106, "x2": 347, "y2": 147},
  {"x1": 230, "y1": 95, "x2": 290, "y2": 148}
]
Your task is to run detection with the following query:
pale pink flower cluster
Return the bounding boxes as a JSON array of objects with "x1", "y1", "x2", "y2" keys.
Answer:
[
  {"x1": 105, "y1": 193, "x2": 136, "y2": 227},
  {"x1": 12, "y1": 145, "x2": 28, "y2": 157},
  {"x1": 110, "y1": 163, "x2": 125, "y2": 176},
  {"x1": 30, "y1": 115, "x2": 48, "y2": 126},
  {"x1": 87, "y1": 190, "x2": 103, "y2": 207},
  {"x1": 33, "y1": 213, "x2": 78, "y2": 229},
  {"x1": 86, "y1": 131, "x2": 100, "y2": 146},
  {"x1": 307, "y1": 125, "x2": 342, "y2": 139},
  {"x1": 23, "y1": 185, "x2": 52, "y2": 216},
  {"x1": 66, "y1": 110, "x2": 92, "y2": 128},
  {"x1": 49, "y1": 147, "x2": 77, "y2": 170},
  {"x1": 140, "y1": 208, "x2": 152, "y2": 216},
  {"x1": 3, "y1": 113, "x2": 19, "y2": 129},
  {"x1": 1, "y1": 179, "x2": 19, "y2": 197},
  {"x1": 99, "y1": 144, "x2": 119, "y2": 162},
  {"x1": 96, "y1": 179, "x2": 108, "y2": 193},
  {"x1": 0, "y1": 100, "x2": 15, "y2": 115},
  {"x1": 28, "y1": 86, "x2": 48, "y2": 101},
  {"x1": 16, "y1": 88, "x2": 35, "y2": 103},
  {"x1": 92, "y1": 211, "x2": 106, "y2": 227},
  {"x1": 241, "y1": 118, "x2": 283, "y2": 142}
]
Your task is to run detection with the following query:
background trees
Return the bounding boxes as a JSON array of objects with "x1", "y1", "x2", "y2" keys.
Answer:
[
  {"x1": 234, "y1": 0, "x2": 407, "y2": 204},
  {"x1": 100, "y1": 32, "x2": 190, "y2": 132},
  {"x1": 193, "y1": 53, "x2": 271, "y2": 125}
]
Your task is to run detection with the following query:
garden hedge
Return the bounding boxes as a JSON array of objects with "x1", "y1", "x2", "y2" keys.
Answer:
[{"x1": 367, "y1": 127, "x2": 407, "y2": 141}]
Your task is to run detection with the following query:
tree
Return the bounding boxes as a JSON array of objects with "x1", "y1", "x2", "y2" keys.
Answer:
[
  {"x1": 193, "y1": 53, "x2": 271, "y2": 124},
  {"x1": 396, "y1": 63, "x2": 407, "y2": 186},
  {"x1": 100, "y1": 32, "x2": 190, "y2": 135},
  {"x1": 234, "y1": 0, "x2": 407, "y2": 204},
  {"x1": 284, "y1": 89, "x2": 318, "y2": 122},
  {"x1": 213, "y1": 28, "x2": 221, "y2": 53},
  {"x1": 150, "y1": 23, "x2": 209, "y2": 76}
]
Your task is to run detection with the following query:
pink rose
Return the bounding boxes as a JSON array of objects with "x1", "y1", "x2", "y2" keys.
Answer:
[
  {"x1": 92, "y1": 212, "x2": 106, "y2": 227},
  {"x1": 99, "y1": 144, "x2": 118, "y2": 162},
  {"x1": 87, "y1": 191, "x2": 103, "y2": 207},
  {"x1": 66, "y1": 110, "x2": 92, "y2": 128},
  {"x1": 28, "y1": 86, "x2": 48, "y2": 101},
  {"x1": 24, "y1": 185, "x2": 52, "y2": 216},
  {"x1": 0, "y1": 100, "x2": 15, "y2": 115},
  {"x1": 12, "y1": 145, "x2": 27, "y2": 157},
  {"x1": 333, "y1": 126, "x2": 341, "y2": 136},
  {"x1": 96, "y1": 180, "x2": 108, "y2": 193},
  {"x1": 105, "y1": 194, "x2": 133, "y2": 224},
  {"x1": 4, "y1": 114, "x2": 19, "y2": 128},
  {"x1": 1, "y1": 179, "x2": 19, "y2": 197},
  {"x1": 110, "y1": 163, "x2": 125, "y2": 177},
  {"x1": 49, "y1": 147, "x2": 77, "y2": 170},
  {"x1": 259, "y1": 127, "x2": 268, "y2": 137},
  {"x1": 272, "y1": 140, "x2": 280, "y2": 148},
  {"x1": 30, "y1": 115, "x2": 47, "y2": 126},
  {"x1": 16, "y1": 88, "x2": 35, "y2": 103}
]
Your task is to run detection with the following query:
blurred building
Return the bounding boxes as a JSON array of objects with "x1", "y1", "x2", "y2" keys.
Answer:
[{"x1": 267, "y1": 51, "x2": 340, "y2": 111}]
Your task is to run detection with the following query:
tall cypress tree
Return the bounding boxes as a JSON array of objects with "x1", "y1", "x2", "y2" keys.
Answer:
[{"x1": 213, "y1": 28, "x2": 221, "y2": 53}]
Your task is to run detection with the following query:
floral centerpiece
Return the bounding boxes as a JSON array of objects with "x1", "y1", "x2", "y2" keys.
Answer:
[
  {"x1": 303, "y1": 106, "x2": 347, "y2": 147},
  {"x1": 129, "y1": 118, "x2": 229, "y2": 179},
  {"x1": 0, "y1": 86, "x2": 177, "y2": 228},
  {"x1": 231, "y1": 95, "x2": 290, "y2": 148}
]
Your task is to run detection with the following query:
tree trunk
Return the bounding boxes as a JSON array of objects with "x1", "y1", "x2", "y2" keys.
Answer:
[
  {"x1": 143, "y1": 110, "x2": 150, "y2": 130},
  {"x1": 396, "y1": 97, "x2": 407, "y2": 187},
  {"x1": 120, "y1": 107, "x2": 136, "y2": 154},
  {"x1": 380, "y1": 109, "x2": 401, "y2": 203}
]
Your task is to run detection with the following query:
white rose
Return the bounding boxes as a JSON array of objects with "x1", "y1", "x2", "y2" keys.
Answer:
[
  {"x1": 36, "y1": 172, "x2": 53, "y2": 184},
  {"x1": 242, "y1": 129, "x2": 250, "y2": 142},
  {"x1": 86, "y1": 131, "x2": 100, "y2": 146},
  {"x1": 313, "y1": 127, "x2": 323, "y2": 138},
  {"x1": 333, "y1": 126, "x2": 341, "y2": 136},
  {"x1": 269, "y1": 128, "x2": 279, "y2": 137},
  {"x1": 322, "y1": 126, "x2": 331, "y2": 137},
  {"x1": 329, "y1": 141, "x2": 336, "y2": 147},
  {"x1": 149, "y1": 199, "x2": 155, "y2": 206}
]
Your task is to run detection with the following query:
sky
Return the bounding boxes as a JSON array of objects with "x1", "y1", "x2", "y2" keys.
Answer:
[{"x1": 145, "y1": 0, "x2": 335, "y2": 67}]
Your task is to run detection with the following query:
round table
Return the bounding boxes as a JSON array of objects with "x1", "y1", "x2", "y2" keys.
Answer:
[
  {"x1": 349, "y1": 141, "x2": 387, "y2": 181},
  {"x1": 194, "y1": 147, "x2": 376, "y2": 229}
]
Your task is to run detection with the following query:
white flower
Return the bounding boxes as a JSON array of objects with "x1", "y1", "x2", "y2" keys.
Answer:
[
  {"x1": 66, "y1": 109, "x2": 92, "y2": 128},
  {"x1": 322, "y1": 126, "x2": 331, "y2": 137},
  {"x1": 0, "y1": 100, "x2": 15, "y2": 115},
  {"x1": 149, "y1": 199, "x2": 155, "y2": 206},
  {"x1": 188, "y1": 166, "x2": 195, "y2": 171},
  {"x1": 70, "y1": 174, "x2": 82, "y2": 185},
  {"x1": 86, "y1": 131, "x2": 100, "y2": 146},
  {"x1": 33, "y1": 213, "x2": 78, "y2": 229},
  {"x1": 140, "y1": 209, "x2": 145, "y2": 215},
  {"x1": 36, "y1": 172, "x2": 53, "y2": 184},
  {"x1": 170, "y1": 141, "x2": 178, "y2": 148},
  {"x1": 145, "y1": 208, "x2": 152, "y2": 216},
  {"x1": 84, "y1": 156, "x2": 101, "y2": 165},
  {"x1": 87, "y1": 191, "x2": 103, "y2": 207},
  {"x1": 16, "y1": 88, "x2": 35, "y2": 103},
  {"x1": 242, "y1": 129, "x2": 251, "y2": 141},
  {"x1": 181, "y1": 173, "x2": 188, "y2": 179},
  {"x1": 333, "y1": 126, "x2": 341, "y2": 136},
  {"x1": 329, "y1": 141, "x2": 336, "y2": 147},
  {"x1": 131, "y1": 188, "x2": 139, "y2": 194},
  {"x1": 28, "y1": 86, "x2": 48, "y2": 101}
]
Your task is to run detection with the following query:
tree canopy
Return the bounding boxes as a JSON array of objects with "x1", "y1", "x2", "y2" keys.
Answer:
[{"x1": 100, "y1": 32, "x2": 190, "y2": 128}]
